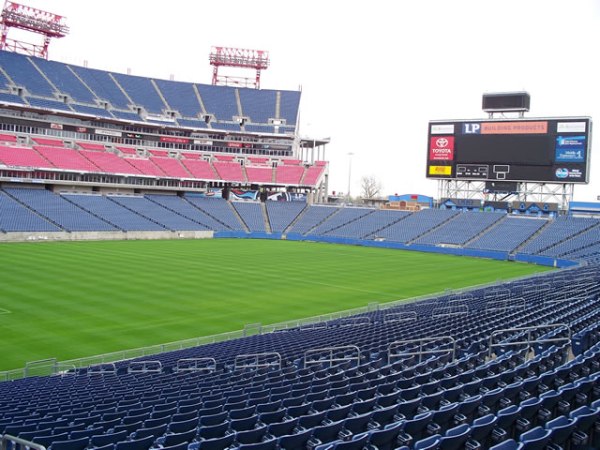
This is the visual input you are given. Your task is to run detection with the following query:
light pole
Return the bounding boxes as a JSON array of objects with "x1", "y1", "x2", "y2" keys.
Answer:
[{"x1": 347, "y1": 152, "x2": 354, "y2": 203}]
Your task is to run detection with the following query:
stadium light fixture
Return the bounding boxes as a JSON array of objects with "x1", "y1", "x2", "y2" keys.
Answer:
[
  {"x1": 0, "y1": 1, "x2": 68, "y2": 59},
  {"x1": 209, "y1": 46, "x2": 270, "y2": 89}
]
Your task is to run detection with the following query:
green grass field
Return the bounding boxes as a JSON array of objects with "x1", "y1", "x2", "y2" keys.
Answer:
[{"x1": 0, "y1": 239, "x2": 552, "y2": 371}]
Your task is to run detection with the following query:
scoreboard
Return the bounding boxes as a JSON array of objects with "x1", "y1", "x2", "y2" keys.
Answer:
[{"x1": 426, "y1": 117, "x2": 592, "y2": 184}]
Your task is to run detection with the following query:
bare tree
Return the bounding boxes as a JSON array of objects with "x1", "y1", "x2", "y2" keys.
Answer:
[{"x1": 360, "y1": 175, "x2": 382, "y2": 199}]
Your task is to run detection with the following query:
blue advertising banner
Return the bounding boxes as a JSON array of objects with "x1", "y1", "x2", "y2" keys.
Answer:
[
  {"x1": 267, "y1": 192, "x2": 307, "y2": 202},
  {"x1": 230, "y1": 189, "x2": 259, "y2": 201},
  {"x1": 555, "y1": 136, "x2": 585, "y2": 162}
]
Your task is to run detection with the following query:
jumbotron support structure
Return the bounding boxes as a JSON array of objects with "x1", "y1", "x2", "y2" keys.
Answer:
[
  {"x1": 438, "y1": 180, "x2": 575, "y2": 212},
  {"x1": 0, "y1": 1, "x2": 68, "y2": 59},
  {"x1": 209, "y1": 46, "x2": 269, "y2": 89}
]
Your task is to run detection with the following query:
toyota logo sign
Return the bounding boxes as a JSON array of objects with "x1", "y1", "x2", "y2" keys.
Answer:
[{"x1": 436, "y1": 138, "x2": 449, "y2": 147}]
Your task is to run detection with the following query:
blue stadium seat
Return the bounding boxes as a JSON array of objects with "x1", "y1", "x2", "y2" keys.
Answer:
[
  {"x1": 276, "y1": 428, "x2": 313, "y2": 450},
  {"x1": 518, "y1": 426, "x2": 552, "y2": 449},
  {"x1": 234, "y1": 425, "x2": 268, "y2": 445},
  {"x1": 265, "y1": 419, "x2": 298, "y2": 438},
  {"x1": 197, "y1": 422, "x2": 230, "y2": 441},
  {"x1": 190, "y1": 433, "x2": 235, "y2": 450},
  {"x1": 297, "y1": 411, "x2": 326, "y2": 430},
  {"x1": 161, "y1": 443, "x2": 189, "y2": 450},
  {"x1": 309, "y1": 420, "x2": 345, "y2": 448},
  {"x1": 200, "y1": 412, "x2": 228, "y2": 427},
  {"x1": 413, "y1": 433, "x2": 441, "y2": 450},
  {"x1": 31, "y1": 433, "x2": 69, "y2": 448},
  {"x1": 544, "y1": 415, "x2": 576, "y2": 448},
  {"x1": 90, "y1": 431, "x2": 129, "y2": 448},
  {"x1": 398, "y1": 412, "x2": 434, "y2": 447},
  {"x1": 48, "y1": 436, "x2": 91, "y2": 450},
  {"x1": 438, "y1": 423, "x2": 470, "y2": 450},
  {"x1": 489, "y1": 440, "x2": 520, "y2": 450},
  {"x1": 468, "y1": 413, "x2": 497, "y2": 449},
  {"x1": 494, "y1": 405, "x2": 521, "y2": 442},
  {"x1": 237, "y1": 439, "x2": 277, "y2": 450}
]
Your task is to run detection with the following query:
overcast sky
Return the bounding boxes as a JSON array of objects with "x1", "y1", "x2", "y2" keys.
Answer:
[{"x1": 14, "y1": 0, "x2": 600, "y2": 201}]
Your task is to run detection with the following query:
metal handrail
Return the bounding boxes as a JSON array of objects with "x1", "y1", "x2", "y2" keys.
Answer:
[
  {"x1": 485, "y1": 297, "x2": 526, "y2": 313},
  {"x1": 299, "y1": 322, "x2": 328, "y2": 330},
  {"x1": 384, "y1": 311, "x2": 418, "y2": 323},
  {"x1": 432, "y1": 304, "x2": 469, "y2": 318},
  {"x1": 1, "y1": 434, "x2": 46, "y2": 450},
  {"x1": 304, "y1": 345, "x2": 361, "y2": 369},
  {"x1": 234, "y1": 352, "x2": 281, "y2": 371},
  {"x1": 544, "y1": 295, "x2": 587, "y2": 305},
  {"x1": 338, "y1": 316, "x2": 371, "y2": 327},
  {"x1": 88, "y1": 363, "x2": 116, "y2": 375},
  {"x1": 175, "y1": 358, "x2": 217, "y2": 373},
  {"x1": 484, "y1": 288, "x2": 511, "y2": 300},
  {"x1": 388, "y1": 336, "x2": 456, "y2": 364},
  {"x1": 128, "y1": 360, "x2": 162, "y2": 373},
  {"x1": 488, "y1": 323, "x2": 571, "y2": 358}
]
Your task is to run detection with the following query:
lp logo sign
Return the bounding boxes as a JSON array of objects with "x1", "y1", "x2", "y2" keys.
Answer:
[{"x1": 463, "y1": 123, "x2": 481, "y2": 134}]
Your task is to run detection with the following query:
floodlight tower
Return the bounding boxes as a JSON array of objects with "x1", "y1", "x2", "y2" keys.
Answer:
[
  {"x1": 209, "y1": 46, "x2": 269, "y2": 89},
  {"x1": 0, "y1": 0, "x2": 68, "y2": 59}
]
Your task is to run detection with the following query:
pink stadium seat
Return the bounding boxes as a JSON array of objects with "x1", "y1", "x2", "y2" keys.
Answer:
[
  {"x1": 149, "y1": 149, "x2": 169, "y2": 157},
  {"x1": 0, "y1": 145, "x2": 54, "y2": 169},
  {"x1": 303, "y1": 166, "x2": 325, "y2": 185},
  {"x1": 182, "y1": 152, "x2": 202, "y2": 160},
  {"x1": 124, "y1": 157, "x2": 166, "y2": 177},
  {"x1": 245, "y1": 166, "x2": 273, "y2": 183},
  {"x1": 213, "y1": 154, "x2": 236, "y2": 162},
  {"x1": 150, "y1": 157, "x2": 191, "y2": 178},
  {"x1": 181, "y1": 159, "x2": 219, "y2": 179},
  {"x1": 0, "y1": 133, "x2": 18, "y2": 143},
  {"x1": 117, "y1": 146, "x2": 138, "y2": 155},
  {"x1": 315, "y1": 160, "x2": 328, "y2": 166},
  {"x1": 281, "y1": 159, "x2": 302, "y2": 165},
  {"x1": 80, "y1": 150, "x2": 142, "y2": 175},
  {"x1": 213, "y1": 161, "x2": 245, "y2": 182},
  {"x1": 31, "y1": 137, "x2": 64, "y2": 147},
  {"x1": 276, "y1": 165, "x2": 304, "y2": 185},
  {"x1": 247, "y1": 157, "x2": 269, "y2": 165},
  {"x1": 77, "y1": 142, "x2": 106, "y2": 151},
  {"x1": 34, "y1": 146, "x2": 101, "y2": 172}
]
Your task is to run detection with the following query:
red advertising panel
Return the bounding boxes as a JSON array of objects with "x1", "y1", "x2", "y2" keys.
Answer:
[
  {"x1": 429, "y1": 136, "x2": 454, "y2": 161},
  {"x1": 159, "y1": 136, "x2": 190, "y2": 144},
  {"x1": 481, "y1": 121, "x2": 547, "y2": 134}
]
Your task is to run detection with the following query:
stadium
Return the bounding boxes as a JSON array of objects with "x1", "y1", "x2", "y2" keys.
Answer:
[{"x1": 1, "y1": 2, "x2": 600, "y2": 450}]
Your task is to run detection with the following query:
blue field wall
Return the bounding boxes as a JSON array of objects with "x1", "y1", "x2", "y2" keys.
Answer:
[
  {"x1": 514, "y1": 254, "x2": 579, "y2": 268},
  {"x1": 230, "y1": 233, "x2": 576, "y2": 268},
  {"x1": 214, "y1": 231, "x2": 282, "y2": 240}
]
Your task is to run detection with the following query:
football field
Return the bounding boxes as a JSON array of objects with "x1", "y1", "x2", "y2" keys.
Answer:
[{"x1": 0, "y1": 239, "x2": 552, "y2": 372}]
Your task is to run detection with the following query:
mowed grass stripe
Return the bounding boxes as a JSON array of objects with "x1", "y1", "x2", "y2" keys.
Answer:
[{"x1": 0, "y1": 239, "x2": 551, "y2": 371}]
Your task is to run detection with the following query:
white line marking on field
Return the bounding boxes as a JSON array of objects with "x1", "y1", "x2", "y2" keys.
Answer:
[{"x1": 302, "y1": 279, "x2": 404, "y2": 298}]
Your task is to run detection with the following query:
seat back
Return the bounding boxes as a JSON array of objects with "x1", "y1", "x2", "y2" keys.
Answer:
[
  {"x1": 366, "y1": 421, "x2": 403, "y2": 450},
  {"x1": 277, "y1": 428, "x2": 312, "y2": 450},
  {"x1": 114, "y1": 435, "x2": 155, "y2": 450},
  {"x1": 162, "y1": 428, "x2": 197, "y2": 447},
  {"x1": 48, "y1": 436, "x2": 91, "y2": 450},
  {"x1": 439, "y1": 423, "x2": 470, "y2": 450},
  {"x1": 518, "y1": 426, "x2": 552, "y2": 450},
  {"x1": 91, "y1": 431, "x2": 129, "y2": 447}
]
